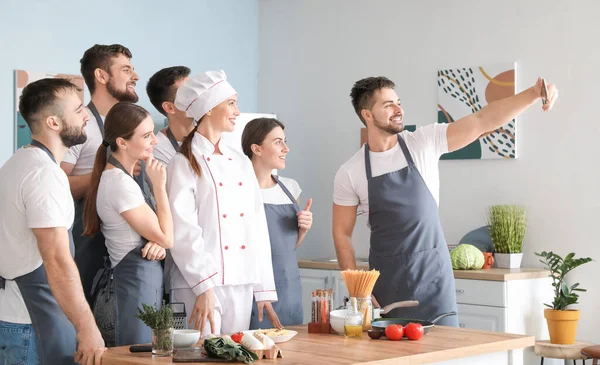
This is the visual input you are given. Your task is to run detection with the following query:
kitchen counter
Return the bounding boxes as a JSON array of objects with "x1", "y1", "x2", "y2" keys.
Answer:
[
  {"x1": 102, "y1": 325, "x2": 534, "y2": 365},
  {"x1": 298, "y1": 259, "x2": 550, "y2": 281}
]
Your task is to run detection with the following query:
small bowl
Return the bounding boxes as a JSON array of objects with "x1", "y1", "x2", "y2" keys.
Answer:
[
  {"x1": 330, "y1": 317, "x2": 345, "y2": 334},
  {"x1": 173, "y1": 329, "x2": 201, "y2": 348},
  {"x1": 330, "y1": 309, "x2": 351, "y2": 320},
  {"x1": 367, "y1": 329, "x2": 383, "y2": 339}
]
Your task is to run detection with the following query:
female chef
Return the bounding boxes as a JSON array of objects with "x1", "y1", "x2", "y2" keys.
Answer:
[
  {"x1": 166, "y1": 70, "x2": 279, "y2": 336},
  {"x1": 83, "y1": 102, "x2": 173, "y2": 346},
  {"x1": 241, "y1": 118, "x2": 313, "y2": 329}
]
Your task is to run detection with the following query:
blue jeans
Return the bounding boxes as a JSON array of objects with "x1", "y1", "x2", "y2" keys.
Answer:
[{"x1": 0, "y1": 321, "x2": 39, "y2": 365}]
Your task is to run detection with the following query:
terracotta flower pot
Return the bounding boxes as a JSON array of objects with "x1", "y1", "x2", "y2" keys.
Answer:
[{"x1": 544, "y1": 309, "x2": 580, "y2": 344}]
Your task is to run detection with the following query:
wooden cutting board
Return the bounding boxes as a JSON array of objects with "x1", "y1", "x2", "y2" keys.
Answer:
[{"x1": 172, "y1": 348, "x2": 230, "y2": 362}]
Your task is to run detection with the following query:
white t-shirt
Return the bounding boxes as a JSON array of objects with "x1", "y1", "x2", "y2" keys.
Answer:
[
  {"x1": 261, "y1": 176, "x2": 302, "y2": 205},
  {"x1": 63, "y1": 107, "x2": 104, "y2": 175},
  {"x1": 153, "y1": 131, "x2": 181, "y2": 165},
  {"x1": 0, "y1": 147, "x2": 74, "y2": 324},
  {"x1": 333, "y1": 123, "x2": 449, "y2": 220},
  {"x1": 97, "y1": 168, "x2": 147, "y2": 267}
]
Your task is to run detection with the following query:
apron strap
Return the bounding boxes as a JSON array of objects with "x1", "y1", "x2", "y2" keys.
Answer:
[
  {"x1": 364, "y1": 142, "x2": 373, "y2": 180},
  {"x1": 107, "y1": 155, "x2": 156, "y2": 212},
  {"x1": 87, "y1": 101, "x2": 104, "y2": 138},
  {"x1": 365, "y1": 134, "x2": 413, "y2": 180},
  {"x1": 164, "y1": 127, "x2": 180, "y2": 152},
  {"x1": 272, "y1": 175, "x2": 300, "y2": 210},
  {"x1": 396, "y1": 134, "x2": 415, "y2": 166},
  {"x1": 0, "y1": 277, "x2": 5, "y2": 290},
  {"x1": 30, "y1": 139, "x2": 56, "y2": 163}
]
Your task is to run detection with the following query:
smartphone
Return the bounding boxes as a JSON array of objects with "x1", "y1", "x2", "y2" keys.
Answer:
[{"x1": 541, "y1": 78, "x2": 549, "y2": 105}]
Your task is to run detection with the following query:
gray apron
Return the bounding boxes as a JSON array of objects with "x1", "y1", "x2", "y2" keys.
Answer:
[
  {"x1": 366, "y1": 135, "x2": 458, "y2": 327},
  {"x1": 89, "y1": 155, "x2": 162, "y2": 347},
  {"x1": 165, "y1": 127, "x2": 180, "y2": 152},
  {"x1": 73, "y1": 101, "x2": 148, "y2": 305},
  {"x1": 249, "y1": 176, "x2": 303, "y2": 329},
  {"x1": 0, "y1": 140, "x2": 78, "y2": 364}
]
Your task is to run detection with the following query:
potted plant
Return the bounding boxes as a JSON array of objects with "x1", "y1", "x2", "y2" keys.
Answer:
[
  {"x1": 535, "y1": 251, "x2": 593, "y2": 344},
  {"x1": 135, "y1": 300, "x2": 175, "y2": 356},
  {"x1": 486, "y1": 205, "x2": 527, "y2": 268}
]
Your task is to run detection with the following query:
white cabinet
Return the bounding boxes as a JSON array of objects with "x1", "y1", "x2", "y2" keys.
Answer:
[
  {"x1": 454, "y1": 276, "x2": 553, "y2": 365},
  {"x1": 456, "y1": 304, "x2": 505, "y2": 332}
]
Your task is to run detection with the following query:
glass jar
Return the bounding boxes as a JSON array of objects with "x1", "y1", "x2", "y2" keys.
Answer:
[
  {"x1": 152, "y1": 328, "x2": 174, "y2": 356},
  {"x1": 354, "y1": 296, "x2": 373, "y2": 331},
  {"x1": 344, "y1": 297, "x2": 363, "y2": 338}
]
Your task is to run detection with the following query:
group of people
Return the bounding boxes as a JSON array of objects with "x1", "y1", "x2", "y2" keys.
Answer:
[
  {"x1": 0, "y1": 44, "x2": 313, "y2": 365},
  {"x1": 0, "y1": 42, "x2": 558, "y2": 365}
]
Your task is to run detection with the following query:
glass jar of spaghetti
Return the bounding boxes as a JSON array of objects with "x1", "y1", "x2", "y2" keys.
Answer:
[{"x1": 351, "y1": 296, "x2": 373, "y2": 331}]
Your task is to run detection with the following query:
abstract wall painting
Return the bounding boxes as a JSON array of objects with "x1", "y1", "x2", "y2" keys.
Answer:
[
  {"x1": 437, "y1": 62, "x2": 517, "y2": 160},
  {"x1": 14, "y1": 70, "x2": 85, "y2": 151}
]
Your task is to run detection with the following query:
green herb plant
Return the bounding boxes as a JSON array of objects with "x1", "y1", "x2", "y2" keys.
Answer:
[
  {"x1": 487, "y1": 205, "x2": 527, "y2": 253},
  {"x1": 135, "y1": 301, "x2": 174, "y2": 352},
  {"x1": 535, "y1": 251, "x2": 593, "y2": 310}
]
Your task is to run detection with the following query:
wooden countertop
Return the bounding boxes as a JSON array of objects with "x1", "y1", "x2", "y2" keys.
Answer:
[
  {"x1": 102, "y1": 325, "x2": 534, "y2": 365},
  {"x1": 298, "y1": 260, "x2": 550, "y2": 281}
]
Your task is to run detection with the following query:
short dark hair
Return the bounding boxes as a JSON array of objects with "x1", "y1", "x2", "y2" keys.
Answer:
[
  {"x1": 146, "y1": 66, "x2": 191, "y2": 117},
  {"x1": 350, "y1": 76, "x2": 395, "y2": 125},
  {"x1": 80, "y1": 44, "x2": 133, "y2": 94},
  {"x1": 19, "y1": 78, "x2": 81, "y2": 133}
]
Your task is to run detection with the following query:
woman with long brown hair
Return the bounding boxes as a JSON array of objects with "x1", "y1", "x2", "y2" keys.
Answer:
[
  {"x1": 166, "y1": 70, "x2": 280, "y2": 337},
  {"x1": 83, "y1": 102, "x2": 173, "y2": 347},
  {"x1": 241, "y1": 118, "x2": 313, "y2": 328}
]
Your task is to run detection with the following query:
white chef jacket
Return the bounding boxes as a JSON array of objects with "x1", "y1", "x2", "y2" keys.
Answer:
[{"x1": 166, "y1": 132, "x2": 277, "y2": 302}]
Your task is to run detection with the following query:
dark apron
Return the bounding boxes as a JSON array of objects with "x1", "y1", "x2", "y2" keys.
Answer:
[
  {"x1": 73, "y1": 102, "x2": 148, "y2": 305},
  {"x1": 89, "y1": 155, "x2": 162, "y2": 347},
  {"x1": 366, "y1": 135, "x2": 458, "y2": 327},
  {"x1": 249, "y1": 176, "x2": 303, "y2": 329},
  {"x1": 0, "y1": 140, "x2": 78, "y2": 364},
  {"x1": 165, "y1": 127, "x2": 180, "y2": 152}
]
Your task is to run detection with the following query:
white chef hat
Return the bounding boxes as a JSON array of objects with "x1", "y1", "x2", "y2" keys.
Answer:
[{"x1": 175, "y1": 70, "x2": 237, "y2": 121}]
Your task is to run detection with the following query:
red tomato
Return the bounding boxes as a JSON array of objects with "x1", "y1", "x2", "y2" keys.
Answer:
[
  {"x1": 384, "y1": 324, "x2": 404, "y2": 341},
  {"x1": 231, "y1": 332, "x2": 244, "y2": 343},
  {"x1": 404, "y1": 323, "x2": 424, "y2": 340}
]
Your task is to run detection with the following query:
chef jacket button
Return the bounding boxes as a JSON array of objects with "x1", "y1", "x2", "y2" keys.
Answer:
[
  {"x1": 206, "y1": 157, "x2": 211, "y2": 161},
  {"x1": 229, "y1": 158, "x2": 232, "y2": 161},
  {"x1": 241, "y1": 245, "x2": 246, "y2": 250},
  {"x1": 223, "y1": 214, "x2": 227, "y2": 218},
  {"x1": 238, "y1": 182, "x2": 242, "y2": 186},
  {"x1": 219, "y1": 182, "x2": 223, "y2": 187},
  {"x1": 224, "y1": 246, "x2": 229, "y2": 250},
  {"x1": 240, "y1": 213, "x2": 244, "y2": 217}
]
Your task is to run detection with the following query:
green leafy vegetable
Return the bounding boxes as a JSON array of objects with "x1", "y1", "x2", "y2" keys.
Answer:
[
  {"x1": 450, "y1": 244, "x2": 484, "y2": 270},
  {"x1": 203, "y1": 336, "x2": 258, "y2": 364}
]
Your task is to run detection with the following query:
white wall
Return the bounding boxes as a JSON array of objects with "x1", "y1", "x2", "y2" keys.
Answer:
[
  {"x1": 258, "y1": 0, "x2": 600, "y2": 345},
  {"x1": 0, "y1": 0, "x2": 259, "y2": 164}
]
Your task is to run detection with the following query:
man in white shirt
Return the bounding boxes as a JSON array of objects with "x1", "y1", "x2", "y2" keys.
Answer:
[
  {"x1": 0, "y1": 78, "x2": 105, "y2": 364},
  {"x1": 332, "y1": 76, "x2": 558, "y2": 326},
  {"x1": 60, "y1": 44, "x2": 140, "y2": 303},
  {"x1": 146, "y1": 66, "x2": 195, "y2": 165}
]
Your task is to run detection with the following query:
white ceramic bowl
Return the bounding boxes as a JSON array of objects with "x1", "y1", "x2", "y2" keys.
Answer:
[
  {"x1": 330, "y1": 309, "x2": 352, "y2": 334},
  {"x1": 330, "y1": 317, "x2": 345, "y2": 334},
  {"x1": 173, "y1": 329, "x2": 201, "y2": 348}
]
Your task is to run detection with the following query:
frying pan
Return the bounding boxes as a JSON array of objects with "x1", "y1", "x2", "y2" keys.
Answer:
[{"x1": 370, "y1": 311, "x2": 457, "y2": 336}]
